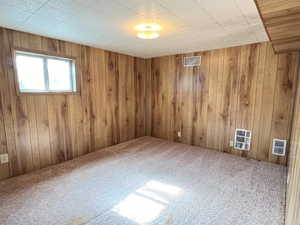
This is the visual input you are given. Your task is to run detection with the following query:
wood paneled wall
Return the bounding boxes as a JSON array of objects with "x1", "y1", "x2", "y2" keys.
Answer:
[
  {"x1": 0, "y1": 28, "x2": 148, "y2": 180},
  {"x1": 255, "y1": 0, "x2": 300, "y2": 53},
  {"x1": 286, "y1": 62, "x2": 300, "y2": 225},
  {"x1": 147, "y1": 42, "x2": 300, "y2": 164},
  {"x1": 0, "y1": 27, "x2": 299, "y2": 181}
]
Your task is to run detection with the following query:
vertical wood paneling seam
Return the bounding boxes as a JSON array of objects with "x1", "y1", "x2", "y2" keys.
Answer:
[
  {"x1": 269, "y1": 54, "x2": 285, "y2": 163},
  {"x1": 287, "y1": 56, "x2": 300, "y2": 159}
]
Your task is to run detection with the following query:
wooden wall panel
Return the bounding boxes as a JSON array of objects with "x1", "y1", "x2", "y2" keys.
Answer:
[
  {"x1": 148, "y1": 42, "x2": 300, "y2": 164},
  {"x1": 255, "y1": 0, "x2": 300, "y2": 53},
  {"x1": 286, "y1": 61, "x2": 300, "y2": 225},
  {"x1": 0, "y1": 93, "x2": 9, "y2": 180},
  {"x1": 0, "y1": 27, "x2": 148, "y2": 179}
]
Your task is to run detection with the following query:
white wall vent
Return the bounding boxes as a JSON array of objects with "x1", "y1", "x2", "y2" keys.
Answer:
[
  {"x1": 234, "y1": 129, "x2": 251, "y2": 151},
  {"x1": 183, "y1": 56, "x2": 201, "y2": 67},
  {"x1": 272, "y1": 139, "x2": 287, "y2": 156}
]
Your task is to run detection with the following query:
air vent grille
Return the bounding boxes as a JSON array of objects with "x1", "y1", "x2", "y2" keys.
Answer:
[
  {"x1": 183, "y1": 56, "x2": 201, "y2": 67},
  {"x1": 234, "y1": 129, "x2": 251, "y2": 151},
  {"x1": 272, "y1": 139, "x2": 287, "y2": 156}
]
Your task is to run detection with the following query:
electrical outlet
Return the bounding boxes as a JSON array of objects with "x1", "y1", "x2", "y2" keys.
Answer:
[
  {"x1": 178, "y1": 131, "x2": 182, "y2": 138},
  {"x1": 0, "y1": 153, "x2": 9, "y2": 164},
  {"x1": 229, "y1": 140, "x2": 234, "y2": 147}
]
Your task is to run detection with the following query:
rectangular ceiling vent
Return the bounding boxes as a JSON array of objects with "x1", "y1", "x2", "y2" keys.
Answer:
[
  {"x1": 272, "y1": 139, "x2": 287, "y2": 156},
  {"x1": 234, "y1": 129, "x2": 251, "y2": 151},
  {"x1": 183, "y1": 56, "x2": 201, "y2": 67}
]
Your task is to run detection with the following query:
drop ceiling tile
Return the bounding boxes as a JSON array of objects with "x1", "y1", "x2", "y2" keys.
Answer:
[
  {"x1": 251, "y1": 25, "x2": 269, "y2": 41},
  {"x1": 234, "y1": 0, "x2": 268, "y2": 42},
  {"x1": 115, "y1": 0, "x2": 185, "y2": 28},
  {"x1": 115, "y1": 0, "x2": 166, "y2": 14},
  {"x1": 0, "y1": 5, "x2": 32, "y2": 32},
  {"x1": 78, "y1": 0, "x2": 132, "y2": 17},
  {"x1": 158, "y1": 0, "x2": 216, "y2": 28},
  {"x1": 234, "y1": 0, "x2": 261, "y2": 24},
  {"x1": 0, "y1": 0, "x2": 47, "y2": 13},
  {"x1": 53, "y1": 22, "x2": 96, "y2": 39},
  {"x1": 25, "y1": 5, "x2": 73, "y2": 26},
  {"x1": 198, "y1": 0, "x2": 247, "y2": 28},
  {"x1": 46, "y1": 0, "x2": 85, "y2": 15}
]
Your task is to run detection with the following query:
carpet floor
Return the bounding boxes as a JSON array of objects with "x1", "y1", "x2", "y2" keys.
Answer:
[{"x1": 0, "y1": 136, "x2": 286, "y2": 225}]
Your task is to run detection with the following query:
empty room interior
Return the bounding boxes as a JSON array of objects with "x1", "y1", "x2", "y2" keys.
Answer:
[{"x1": 1, "y1": 0, "x2": 300, "y2": 225}]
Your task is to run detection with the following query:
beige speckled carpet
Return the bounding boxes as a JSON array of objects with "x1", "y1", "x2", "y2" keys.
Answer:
[{"x1": 0, "y1": 137, "x2": 286, "y2": 225}]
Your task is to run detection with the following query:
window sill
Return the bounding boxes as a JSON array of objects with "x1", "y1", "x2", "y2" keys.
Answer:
[{"x1": 17, "y1": 91, "x2": 81, "y2": 96}]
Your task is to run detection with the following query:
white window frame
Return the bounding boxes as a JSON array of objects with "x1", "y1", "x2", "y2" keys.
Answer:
[{"x1": 14, "y1": 50, "x2": 78, "y2": 94}]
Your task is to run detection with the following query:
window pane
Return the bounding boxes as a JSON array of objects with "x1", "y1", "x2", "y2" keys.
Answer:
[
  {"x1": 47, "y1": 59, "x2": 73, "y2": 91},
  {"x1": 16, "y1": 55, "x2": 45, "y2": 91}
]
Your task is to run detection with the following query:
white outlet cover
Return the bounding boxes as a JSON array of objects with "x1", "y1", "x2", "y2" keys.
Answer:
[
  {"x1": 0, "y1": 154, "x2": 9, "y2": 164},
  {"x1": 178, "y1": 131, "x2": 182, "y2": 137}
]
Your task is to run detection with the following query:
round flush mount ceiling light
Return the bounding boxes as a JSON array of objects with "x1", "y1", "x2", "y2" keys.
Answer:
[
  {"x1": 137, "y1": 31, "x2": 160, "y2": 39},
  {"x1": 135, "y1": 23, "x2": 162, "y2": 39}
]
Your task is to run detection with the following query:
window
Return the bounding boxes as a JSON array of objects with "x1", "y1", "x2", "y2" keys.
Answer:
[{"x1": 15, "y1": 50, "x2": 77, "y2": 93}]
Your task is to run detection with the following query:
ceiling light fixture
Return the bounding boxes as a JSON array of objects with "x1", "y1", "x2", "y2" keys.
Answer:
[{"x1": 135, "y1": 24, "x2": 161, "y2": 40}]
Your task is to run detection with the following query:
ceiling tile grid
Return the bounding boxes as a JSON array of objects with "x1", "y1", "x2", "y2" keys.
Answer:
[{"x1": 0, "y1": 0, "x2": 268, "y2": 58}]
